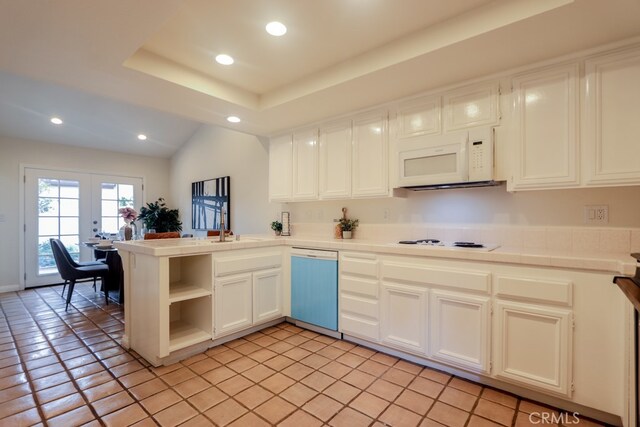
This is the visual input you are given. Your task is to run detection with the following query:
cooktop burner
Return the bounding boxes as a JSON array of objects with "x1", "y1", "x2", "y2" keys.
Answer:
[
  {"x1": 397, "y1": 239, "x2": 499, "y2": 251},
  {"x1": 398, "y1": 239, "x2": 440, "y2": 245}
]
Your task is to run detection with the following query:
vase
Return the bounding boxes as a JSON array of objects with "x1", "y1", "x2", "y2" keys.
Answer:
[
  {"x1": 275, "y1": 230, "x2": 282, "y2": 236},
  {"x1": 122, "y1": 222, "x2": 137, "y2": 240},
  {"x1": 342, "y1": 231, "x2": 352, "y2": 239}
]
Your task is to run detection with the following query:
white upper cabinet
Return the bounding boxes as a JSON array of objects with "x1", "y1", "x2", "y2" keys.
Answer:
[
  {"x1": 268, "y1": 134, "x2": 293, "y2": 202},
  {"x1": 352, "y1": 111, "x2": 389, "y2": 198},
  {"x1": 584, "y1": 48, "x2": 640, "y2": 186},
  {"x1": 510, "y1": 63, "x2": 580, "y2": 190},
  {"x1": 443, "y1": 82, "x2": 499, "y2": 132},
  {"x1": 396, "y1": 95, "x2": 441, "y2": 138},
  {"x1": 292, "y1": 129, "x2": 319, "y2": 201},
  {"x1": 319, "y1": 121, "x2": 352, "y2": 199}
]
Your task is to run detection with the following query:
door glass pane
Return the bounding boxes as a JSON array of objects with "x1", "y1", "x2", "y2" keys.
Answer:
[
  {"x1": 59, "y1": 198, "x2": 78, "y2": 216},
  {"x1": 39, "y1": 179, "x2": 58, "y2": 197},
  {"x1": 100, "y1": 183, "x2": 135, "y2": 234},
  {"x1": 37, "y1": 178, "x2": 80, "y2": 275},
  {"x1": 39, "y1": 198, "x2": 59, "y2": 216},
  {"x1": 60, "y1": 218, "x2": 79, "y2": 235}
]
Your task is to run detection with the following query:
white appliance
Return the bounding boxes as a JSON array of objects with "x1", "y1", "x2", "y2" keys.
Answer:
[{"x1": 397, "y1": 127, "x2": 496, "y2": 190}]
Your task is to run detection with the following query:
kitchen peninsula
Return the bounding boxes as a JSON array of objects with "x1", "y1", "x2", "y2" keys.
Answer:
[{"x1": 115, "y1": 235, "x2": 636, "y2": 425}]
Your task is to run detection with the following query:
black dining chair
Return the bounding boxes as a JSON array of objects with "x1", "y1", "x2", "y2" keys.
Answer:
[
  {"x1": 50, "y1": 238, "x2": 105, "y2": 295},
  {"x1": 50, "y1": 239, "x2": 110, "y2": 311}
]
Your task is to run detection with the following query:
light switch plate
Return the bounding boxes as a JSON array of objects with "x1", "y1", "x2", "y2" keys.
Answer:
[{"x1": 0, "y1": 214, "x2": 5, "y2": 222}]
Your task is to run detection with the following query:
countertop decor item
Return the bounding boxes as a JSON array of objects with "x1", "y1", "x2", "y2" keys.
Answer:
[
  {"x1": 271, "y1": 220, "x2": 283, "y2": 236},
  {"x1": 119, "y1": 207, "x2": 138, "y2": 240},
  {"x1": 338, "y1": 209, "x2": 358, "y2": 239},
  {"x1": 281, "y1": 212, "x2": 291, "y2": 236},
  {"x1": 137, "y1": 198, "x2": 182, "y2": 233}
]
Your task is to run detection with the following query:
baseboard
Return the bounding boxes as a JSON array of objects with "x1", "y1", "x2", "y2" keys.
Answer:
[{"x1": 0, "y1": 284, "x2": 21, "y2": 294}]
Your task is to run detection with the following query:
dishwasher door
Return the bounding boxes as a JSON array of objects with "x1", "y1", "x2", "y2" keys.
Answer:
[{"x1": 291, "y1": 248, "x2": 338, "y2": 331}]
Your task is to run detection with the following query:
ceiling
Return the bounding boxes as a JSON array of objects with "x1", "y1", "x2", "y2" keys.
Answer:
[{"x1": 1, "y1": 0, "x2": 639, "y2": 157}]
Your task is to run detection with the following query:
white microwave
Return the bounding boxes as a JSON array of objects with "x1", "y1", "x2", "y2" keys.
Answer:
[{"x1": 397, "y1": 127, "x2": 495, "y2": 189}]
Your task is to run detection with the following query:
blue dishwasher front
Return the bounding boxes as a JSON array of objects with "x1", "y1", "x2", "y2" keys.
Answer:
[{"x1": 291, "y1": 248, "x2": 338, "y2": 331}]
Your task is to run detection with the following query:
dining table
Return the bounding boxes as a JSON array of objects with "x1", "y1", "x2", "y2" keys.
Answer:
[{"x1": 83, "y1": 242, "x2": 124, "y2": 304}]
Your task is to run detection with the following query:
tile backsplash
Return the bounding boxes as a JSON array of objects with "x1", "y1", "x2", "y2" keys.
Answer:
[{"x1": 291, "y1": 223, "x2": 640, "y2": 255}]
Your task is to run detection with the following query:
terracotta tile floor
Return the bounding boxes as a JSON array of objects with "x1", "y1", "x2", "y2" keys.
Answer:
[{"x1": 0, "y1": 284, "x2": 607, "y2": 426}]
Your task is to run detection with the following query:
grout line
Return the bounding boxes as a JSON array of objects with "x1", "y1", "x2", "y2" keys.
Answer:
[{"x1": 29, "y1": 285, "x2": 156, "y2": 423}]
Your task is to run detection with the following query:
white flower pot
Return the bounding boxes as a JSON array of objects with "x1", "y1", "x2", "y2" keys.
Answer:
[{"x1": 342, "y1": 231, "x2": 352, "y2": 239}]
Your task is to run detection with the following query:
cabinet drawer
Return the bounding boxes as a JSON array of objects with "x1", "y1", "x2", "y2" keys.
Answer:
[
  {"x1": 341, "y1": 252, "x2": 378, "y2": 278},
  {"x1": 215, "y1": 252, "x2": 282, "y2": 277},
  {"x1": 341, "y1": 276, "x2": 378, "y2": 298},
  {"x1": 340, "y1": 294, "x2": 378, "y2": 319},
  {"x1": 496, "y1": 276, "x2": 572, "y2": 306},
  {"x1": 381, "y1": 261, "x2": 490, "y2": 294},
  {"x1": 340, "y1": 314, "x2": 379, "y2": 341}
]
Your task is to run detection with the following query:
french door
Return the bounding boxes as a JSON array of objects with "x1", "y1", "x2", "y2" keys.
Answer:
[{"x1": 24, "y1": 168, "x2": 142, "y2": 288}]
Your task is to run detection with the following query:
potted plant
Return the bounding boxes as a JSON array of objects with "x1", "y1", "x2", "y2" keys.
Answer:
[
  {"x1": 271, "y1": 221, "x2": 283, "y2": 236},
  {"x1": 137, "y1": 198, "x2": 182, "y2": 233},
  {"x1": 339, "y1": 218, "x2": 359, "y2": 239}
]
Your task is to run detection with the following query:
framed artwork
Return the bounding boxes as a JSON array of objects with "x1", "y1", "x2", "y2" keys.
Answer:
[{"x1": 192, "y1": 176, "x2": 230, "y2": 230}]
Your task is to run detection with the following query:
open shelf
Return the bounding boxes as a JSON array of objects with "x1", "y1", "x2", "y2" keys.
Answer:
[
  {"x1": 168, "y1": 296, "x2": 212, "y2": 353},
  {"x1": 169, "y1": 282, "x2": 212, "y2": 303},
  {"x1": 169, "y1": 320, "x2": 212, "y2": 352},
  {"x1": 168, "y1": 254, "x2": 213, "y2": 303}
]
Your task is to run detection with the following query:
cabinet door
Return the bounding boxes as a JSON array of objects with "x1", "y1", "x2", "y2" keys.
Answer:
[
  {"x1": 510, "y1": 64, "x2": 579, "y2": 190},
  {"x1": 443, "y1": 82, "x2": 499, "y2": 131},
  {"x1": 253, "y1": 268, "x2": 282, "y2": 324},
  {"x1": 396, "y1": 95, "x2": 441, "y2": 138},
  {"x1": 319, "y1": 121, "x2": 352, "y2": 199},
  {"x1": 430, "y1": 291, "x2": 490, "y2": 373},
  {"x1": 268, "y1": 135, "x2": 293, "y2": 202},
  {"x1": 214, "y1": 273, "x2": 252, "y2": 337},
  {"x1": 494, "y1": 300, "x2": 572, "y2": 396},
  {"x1": 292, "y1": 129, "x2": 318, "y2": 201},
  {"x1": 584, "y1": 48, "x2": 640, "y2": 185},
  {"x1": 380, "y1": 282, "x2": 428, "y2": 354},
  {"x1": 352, "y1": 111, "x2": 388, "y2": 197}
]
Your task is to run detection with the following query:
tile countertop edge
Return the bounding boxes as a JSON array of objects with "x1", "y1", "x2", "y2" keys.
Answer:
[{"x1": 113, "y1": 236, "x2": 637, "y2": 275}]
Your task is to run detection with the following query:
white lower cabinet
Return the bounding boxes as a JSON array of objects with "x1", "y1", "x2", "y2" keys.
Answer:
[
  {"x1": 380, "y1": 282, "x2": 428, "y2": 355},
  {"x1": 253, "y1": 268, "x2": 283, "y2": 323},
  {"x1": 213, "y1": 249, "x2": 284, "y2": 338},
  {"x1": 430, "y1": 290, "x2": 490, "y2": 373},
  {"x1": 494, "y1": 300, "x2": 572, "y2": 396},
  {"x1": 339, "y1": 252, "x2": 380, "y2": 341},
  {"x1": 214, "y1": 273, "x2": 253, "y2": 336}
]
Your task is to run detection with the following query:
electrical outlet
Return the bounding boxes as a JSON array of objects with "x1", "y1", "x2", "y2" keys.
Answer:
[
  {"x1": 0, "y1": 214, "x2": 5, "y2": 222},
  {"x1": 383, "y1": 209, "x2": 389, "y2": 222},
  {"x1": 584, "y1": 205, "x2": 609, "y2": 224}
]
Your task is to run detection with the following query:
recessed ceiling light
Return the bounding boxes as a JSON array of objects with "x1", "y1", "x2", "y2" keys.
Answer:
[
  {"x1": 227, "y1": 116, "x2": 241, "y2": 123},
  {"x1": 50, "y1": 117, "x2": 63, "y2": 125},
  {"x1": 137, "y1": 134, "x2": 147, "y2": 141},
  {"x1": 215, "y1": 54, "x2": 234, "y2": 65},
  {"x1": 266, "y1": 21, "x2": 287, "y2": 36}
]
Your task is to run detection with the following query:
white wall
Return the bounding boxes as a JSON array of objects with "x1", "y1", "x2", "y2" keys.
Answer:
[
  {"x1": 0, "y1": 135, "x2": 171, "y2": 289},
  {"x1": 170, "y1": 124, "x2": 280, "y2": 236},
  {"x1": 286, "y1": 184, "x2": 640, "y2": 227}
]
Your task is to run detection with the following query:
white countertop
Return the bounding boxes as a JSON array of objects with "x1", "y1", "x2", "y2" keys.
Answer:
[{"x1": 114, "y1": 235, "x2": 638, "y2": 275}]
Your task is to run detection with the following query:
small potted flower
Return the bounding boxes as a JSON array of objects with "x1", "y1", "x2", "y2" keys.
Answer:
[
  {"x1": 271, "y1": 221, "x2": 283, "y2": 236},
  {"x1": 118, "y1": 207, "x2": 138, "y2": 240},
  {"x1": 339, "y1": 218, "x2": 359, "y2": 239}
]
